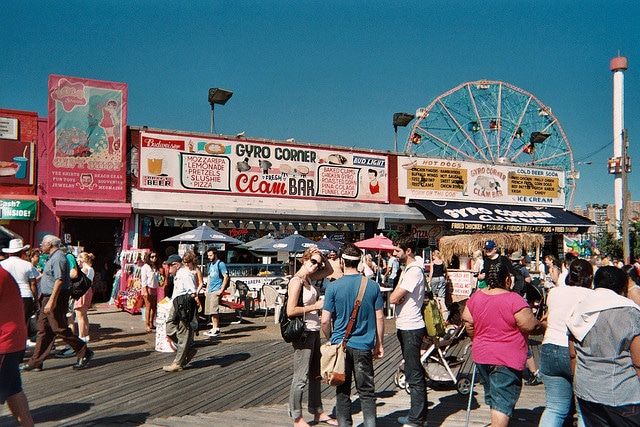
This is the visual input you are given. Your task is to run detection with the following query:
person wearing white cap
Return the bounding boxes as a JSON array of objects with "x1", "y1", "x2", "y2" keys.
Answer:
[
  {"x1": 162, "y1": 254, "x2": 198, "y2": 372},
  {"x1": 1, "y1": 239, "x2": 39, "y2": 348}
]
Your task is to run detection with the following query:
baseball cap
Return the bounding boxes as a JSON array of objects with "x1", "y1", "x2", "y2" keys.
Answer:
[
  {"x1": 484, "y1": 240, "x2": 497, "y2": 250},
  {"x1": 163, "y1": 254, "x2": 182, "y2": 264}
]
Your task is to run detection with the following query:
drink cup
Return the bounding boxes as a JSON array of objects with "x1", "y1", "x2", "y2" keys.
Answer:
[
  {"x1": 147, "y1": 158, "x2": 163, "y2": 175},
  {"x1": 13, "y1": 156, "x2": 27, "y2": 179}
]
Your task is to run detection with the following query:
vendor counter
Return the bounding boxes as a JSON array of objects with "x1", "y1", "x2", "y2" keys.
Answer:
[{"x1": 226, "y1": 263, "x2": 287, "y2": 292}]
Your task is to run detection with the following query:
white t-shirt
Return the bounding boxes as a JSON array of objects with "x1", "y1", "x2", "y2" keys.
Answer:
[
  {"x1": 1, "y1": 256, "x2": 39, "y2": 298},
  {"x1": 171, "y1": 266, "x2": 196, "y2": 299},
  {"x1": 542, "y1": 285, "x2": 593, "y2": 347},
  {"x1": 395, "y1": 260, "x2": 426, "y2": 330},
  {"x1": 82, "y1": 265, "x2": 95, "y2": 282}
]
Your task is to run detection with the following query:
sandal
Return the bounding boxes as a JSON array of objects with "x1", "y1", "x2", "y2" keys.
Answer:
[{"x1": 314, "y1": 419, "x2": 338, "y2": 426}]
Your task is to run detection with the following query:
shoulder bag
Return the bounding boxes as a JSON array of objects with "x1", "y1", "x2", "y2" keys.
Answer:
[
  {"x1": 280, "y1": 277, "x2": 307, "y2": 343},
  {"x1": 320, "y1": 276, "x2": 368, "y2": 386}
]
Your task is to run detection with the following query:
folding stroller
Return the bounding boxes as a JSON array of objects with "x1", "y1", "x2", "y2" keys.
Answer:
[{"x1": 394, "y1": 324, "x2": 472, "y2": 395}]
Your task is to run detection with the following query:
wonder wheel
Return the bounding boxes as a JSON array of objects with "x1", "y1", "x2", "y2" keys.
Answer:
[{"x1": 405, "y1": 80, "x2": 576, "y2": 206}]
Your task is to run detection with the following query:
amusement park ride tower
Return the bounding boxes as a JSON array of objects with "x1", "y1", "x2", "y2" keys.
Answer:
[{"x1": 609, "y1": 55, "x2": 631, "y2": 262}]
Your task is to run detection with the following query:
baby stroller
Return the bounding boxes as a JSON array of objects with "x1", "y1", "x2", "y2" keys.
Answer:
[
  {"x1": 525, "y1": 278, "x2": 548, "y2": 320},
  {"x1": 394, "y1": 323, "x2": 472, "y2": 395}
]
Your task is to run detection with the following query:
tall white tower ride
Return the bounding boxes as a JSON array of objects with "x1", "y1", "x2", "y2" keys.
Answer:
[{"x1": 610, "y1": 56, "x2": 628, "y2": 230}]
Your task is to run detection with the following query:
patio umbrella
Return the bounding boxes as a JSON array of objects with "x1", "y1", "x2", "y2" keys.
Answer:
[
  {"x1": 317, "y1": 236, "x2": 343, "y2": 252},
  {"x1": 355, "y1": 234, "x2": 395, "y2": 252},
  {"x1": 0, "y1": 225, "x2": 20, "y2": 244},
  {"x1": 162, "y1": 223, "x2": 242, "y2": 245},
  {"x1": 235, "y1": 233, "x2": 276, "y2": 251},
  {"x1": 254, "y1": 231, "x2": 335, "y2": 254}
]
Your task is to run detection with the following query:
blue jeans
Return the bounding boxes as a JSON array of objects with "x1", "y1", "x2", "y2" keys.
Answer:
[
  {"x1": 289, "y1": 331, "x2": 324, "y2": 420},
  {"x1": 430, "y1": 277, "x2": 446, "y2": 299},
  {"x1": 397, "y1": 328, "x2": 427, "y2": 427},
  {"x1": 336, "y1": 347, "x2": 377, "y2": 427},
  {"x1": 578, "y1": 398, "x2": 640, "y2": 427},
  {"x1": 539, "y1": 344, "x2": 584, "y2": 427}
]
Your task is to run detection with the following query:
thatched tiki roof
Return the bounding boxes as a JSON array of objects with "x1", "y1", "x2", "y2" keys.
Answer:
[{"x1": 438, "y1": 233, "x2": 545, "y2": 263}]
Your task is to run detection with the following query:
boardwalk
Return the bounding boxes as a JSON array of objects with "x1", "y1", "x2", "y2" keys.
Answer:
[{"x1": 1, "y1": 305, "x2": 547, "y2": 426}]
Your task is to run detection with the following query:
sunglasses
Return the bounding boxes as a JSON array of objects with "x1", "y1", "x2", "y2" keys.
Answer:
[
  {"x1": 150, "y1": 255, "x2": 157, "y2": 258},
  {"x1": 309, "y1": 259, "x2": 322, "y2": 265}
]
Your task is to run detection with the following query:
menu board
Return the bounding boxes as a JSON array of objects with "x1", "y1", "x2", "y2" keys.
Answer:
[
  {"x1": 137, "y1": 132, "x2": 388, "y2": 203},
  {"x1": 398, "y1": 156, "x2": 563, "y2": 207}
]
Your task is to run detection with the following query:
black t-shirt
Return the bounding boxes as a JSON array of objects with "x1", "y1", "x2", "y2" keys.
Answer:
[{"x1": 482, "y1": 255, "x2": 522, "y2": 287}]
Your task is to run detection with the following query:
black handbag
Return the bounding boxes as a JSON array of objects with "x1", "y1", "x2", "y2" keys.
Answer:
[{"x1": 280, "y1": 278, "x2": 306, "y2": 343}]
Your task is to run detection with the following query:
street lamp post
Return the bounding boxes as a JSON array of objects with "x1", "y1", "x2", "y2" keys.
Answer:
[
  {"x1": 208, "y1": 88, "x2": 233, "y2": 134},
  {"x1": 393, "y1": 112, "x2": 415, "y2": 152}
]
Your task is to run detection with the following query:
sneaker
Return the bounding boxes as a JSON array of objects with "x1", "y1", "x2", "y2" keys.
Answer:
[
  {"x1": 55, "y1": 346, "x2": 75, "y2": 358},
  {"x1": 19, "y1": 362, "x2": 43, "y2": 372},
  {"x1": 203, "y1": 328, "x2": 220, "y2": 337},
  {"x1": 73, "y1": 349, "x2": 94, "y2": 370},
  {"x1": 525, "y1": 373, "x2": 543, "y2": 386},
  {"x1": 184, "y1": 348, "x2": 197, "y2": 365},
  {"x1": 162, "y1": 362, "x2": 183, "y2": 372},
  {"x1": 397, "y1": 416, "x2": 426, "y2": 426}
]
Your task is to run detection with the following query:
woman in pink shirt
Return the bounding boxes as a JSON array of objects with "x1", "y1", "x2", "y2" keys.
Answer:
[{"x1": 462, "y1": 265, "x2": 545, "y2": 427}]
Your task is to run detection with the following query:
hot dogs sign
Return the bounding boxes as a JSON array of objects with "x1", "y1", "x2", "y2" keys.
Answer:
[
  {"x1": 397, "y1": 155, "x2": 565, "y2": 207},
  {"x1": 138, "y1": 132, "x2": 388, "y2": 202}
]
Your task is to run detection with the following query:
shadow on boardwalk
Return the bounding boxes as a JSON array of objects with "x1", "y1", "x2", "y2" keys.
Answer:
[{"x1": 0, "y1": 305, "x2": 546, "y2": 426}]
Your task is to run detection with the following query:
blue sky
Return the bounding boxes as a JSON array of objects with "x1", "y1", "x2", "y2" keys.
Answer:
[{"x1": 2, "y1": 1, "x2": 638, "y2": 208}]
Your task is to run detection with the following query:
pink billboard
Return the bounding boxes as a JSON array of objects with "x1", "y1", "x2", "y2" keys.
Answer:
[{"x1": 47, "y1": 75, "x2": 128, "y2": 201}]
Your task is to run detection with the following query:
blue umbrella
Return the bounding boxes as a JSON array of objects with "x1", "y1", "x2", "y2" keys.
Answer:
[
  {"x1": 162, "y1": 223, "x2": 242, "y2": 245},
  {"x1": 317, "y1": 236, "x2": 343, "y2": 252},
  {"x1": 254, "y1": 231, "x2": 334, "y2": 254},
  {"x1": 235, "y1": 233, "x2": 276, "y2": 251}
]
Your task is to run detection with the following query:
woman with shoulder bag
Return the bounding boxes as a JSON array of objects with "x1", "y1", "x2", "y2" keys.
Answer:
[
  {"x1": 74, "y1": 252, "x2": 95, "y2": 343},
  {"x1": 287, "y1": 246, "x2": 337, "y2": 427}
]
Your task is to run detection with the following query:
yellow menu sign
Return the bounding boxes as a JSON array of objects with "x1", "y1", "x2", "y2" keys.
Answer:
[
  {"x1": 408, "y1": 166, "x2": 467, "y2": 191},
  {"x1": 508, "y1": 172, "x2": 558, "y2": 197}
]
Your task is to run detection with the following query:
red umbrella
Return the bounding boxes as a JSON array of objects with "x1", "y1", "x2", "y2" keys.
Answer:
[{"x1": 355, "y1": 234, "x2": 394, "y2": 251}]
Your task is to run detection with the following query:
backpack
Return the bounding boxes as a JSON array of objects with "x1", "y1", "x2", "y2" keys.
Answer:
[{"x1": 70, "y1": 267, "x2": 92, "y2": 300}]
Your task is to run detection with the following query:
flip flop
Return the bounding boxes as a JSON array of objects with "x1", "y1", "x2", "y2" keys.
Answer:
[{"x1": 315, "y1": 419, "x2": 338, "y2": 426}]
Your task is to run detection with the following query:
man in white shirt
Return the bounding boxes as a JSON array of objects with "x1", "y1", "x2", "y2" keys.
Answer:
[
  {"x1": 390, "y1": 234, "x2": 427, "y2": 427},
  {"x1": 1, "y1": 239, "x2": 39, "y2": 348},
  {"x1": 163, "y1": 254, "x2": 198, "y2": 372},
  {"x1": 386, "y1": 253, "x2": 400, "y2": 287}
]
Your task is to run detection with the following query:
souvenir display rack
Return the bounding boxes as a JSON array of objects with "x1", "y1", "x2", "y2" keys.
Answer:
[{"x1": 115, "y1": 249, "x2": 149, "y2": 314}]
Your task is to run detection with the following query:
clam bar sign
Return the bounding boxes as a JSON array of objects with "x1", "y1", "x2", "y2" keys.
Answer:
[{"x1": 137, "y1": 131, "x2": 388, "y2": 203}]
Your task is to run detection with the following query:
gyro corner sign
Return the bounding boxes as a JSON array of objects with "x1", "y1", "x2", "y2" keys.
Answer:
[
  {"x1": 139, "y1": 132, "x2": 388, "y2": 202},
  {"x1": 397, "y1": 156, "x2": 564, "y2": 207}
]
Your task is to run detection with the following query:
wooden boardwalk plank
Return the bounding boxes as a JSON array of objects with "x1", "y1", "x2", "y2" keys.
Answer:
[{"x1": 0, "y1": 306, "x2": 546, "y2": 426}]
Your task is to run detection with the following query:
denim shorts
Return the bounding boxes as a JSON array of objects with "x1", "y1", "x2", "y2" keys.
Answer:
[
  {"x1": 0, "y1": 351, "x2": 24, "y2": 405},
  {"x1": 476, "y1": 364, "x2": 523, "y2": 417}
]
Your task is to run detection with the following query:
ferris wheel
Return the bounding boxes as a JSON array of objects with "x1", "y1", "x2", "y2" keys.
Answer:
[{"x1": 405, "y1": 80, "x2": 577, "y2": 207}]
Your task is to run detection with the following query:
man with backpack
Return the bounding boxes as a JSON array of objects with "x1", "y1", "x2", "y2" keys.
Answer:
[
  {"x1": 202, "y1": 247, "x2": 229, "y2": 337},
  {"x1": 390, "y1": 233, "x2": 427, "y2": 427}
]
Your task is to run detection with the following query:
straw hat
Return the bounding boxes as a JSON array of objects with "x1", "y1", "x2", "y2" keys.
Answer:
[{"x1": 509, "y1": 251, "x2": 523, "y2": 261}]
